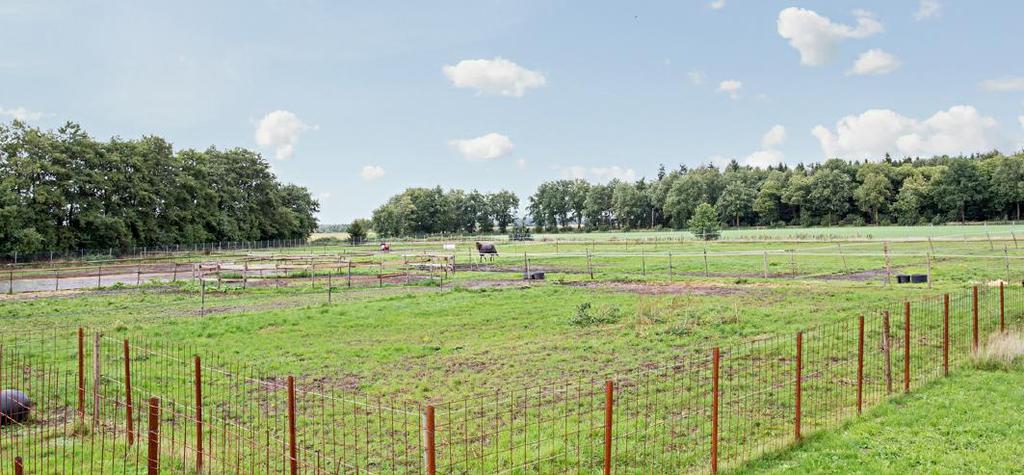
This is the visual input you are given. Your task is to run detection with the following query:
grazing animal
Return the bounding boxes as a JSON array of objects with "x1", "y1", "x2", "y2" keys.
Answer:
[
  {"x1": 379, "y1": 242, "x2": 391, "y2": 252},
  {"x1": 475, "y1": 241, "x2": 498, "y2": 261},
  {"x1": 0, "y1": 390, "x2": 34, "y2": 425}
]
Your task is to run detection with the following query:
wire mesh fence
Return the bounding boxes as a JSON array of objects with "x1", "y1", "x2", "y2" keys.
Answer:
[{"x1": 1, "y1": 284, "x2": 1022, "y2": 473}]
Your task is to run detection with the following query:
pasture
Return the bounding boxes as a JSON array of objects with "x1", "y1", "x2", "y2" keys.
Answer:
[{"x1": 2, "y1": 225, "x2": 1024, "y2": 473}]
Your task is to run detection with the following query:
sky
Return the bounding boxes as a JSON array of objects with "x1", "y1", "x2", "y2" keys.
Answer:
[{"x1": 2, "y1": 1, "x2": 1024, "y2": 223}]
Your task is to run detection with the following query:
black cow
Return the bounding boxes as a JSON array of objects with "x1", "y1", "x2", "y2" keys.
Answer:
[
  {"x1": 475, "y1": 241, "x2": 498, "y2": 262},
  {"x1": 0, "y1": 390, "x2": 33, "y2": 425}
]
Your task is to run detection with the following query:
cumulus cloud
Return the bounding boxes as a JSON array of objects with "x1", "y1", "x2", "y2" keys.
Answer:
[
  {"x1": 739, "y1": 125, "x2": 788, "y2": 167},
  {"x1": 980, "y1": 77, "x2": 1024, "y2": 92},
  {"x1": 688, "y1": 71, "x2": 705, "y2": 86},
  {"x1": 557, "y1": 165, "x2": 637, "y2": 182},
  {"x1": 0, "y1": 106, "x2": 45, "y2": 122},
  {"x1": 442, "y1": 57, "x2": 546, "y2": 97},
  {"x1": 448, "y1": 133, "x2": 515, "y2": 161},
  {"x1": 360, "y1": 165, "x2": 386, "y2": 182},
  {"x1": 777, "y1": 7, "x2": 883, "y2": 66},
  {"x1": 254, "y1": 110, "x2": 314, "y2": 160},
  {"x1": 760, "y1": 125, "x2": 787, "y2": 148},
  {"x1": 709, "y1": 0, "x2": 725, "y2": 10},
  {"x1": 848, "y1": 49, "x2": 901, "y2": 76},
  {"x1": 812, "y1": 106, "x2": 1001, "y2": 159},
  {"x1": 914, "y1": 0, "x2": 942, "y2": 21},
  {"x1": 717, "y1": 79, "x2": 742, "y2": 99}
]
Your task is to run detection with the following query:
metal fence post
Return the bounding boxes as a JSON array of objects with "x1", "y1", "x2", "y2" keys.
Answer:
[
  {"x1": 124, "y1": 339, "x2": 134, "y2": 445},
  {"x1": 288, "y1": 376, "x2": 298, "y2": 475},
  {"x1": 903, "y1": 302, "x2": 911, "y2": 393},
  {"x1": 92, "y1": 332, "x2": 101, "y2": 424},
  {"x1": 972, "y1": 286, "x2": 979, "y2": 352},
  {"x1": 711, "y1": 347, "x2": 720, "y2": 475},
  {"x1": 604, "y1": 380, "x2": 614, "y2": 475},
  {"x1": 795, "y1": 331, "x2": 803, "y2": 442},
  {"x1": 424, "y1": 405, "x2": 436, "y2": 475},
  {"x1": 148, "y1": 397, "x2": 161, "y2": 475},
  {"x1": 943, "y1": 294, "x2": 950, "y2": 376},
  {"x1": 195, "y1": 356, "x2": 204, "y2": 472},
  {"x1": 857, "y1": 315, "x2": 864, "y2": 415}
]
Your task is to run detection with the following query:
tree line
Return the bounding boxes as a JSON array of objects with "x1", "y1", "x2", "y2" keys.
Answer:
[
  {"x1": 0, "y1": 120, "x2": 319, "y2": 255},
  {"x1": 371, "y1": 187, "x2": 520, "y2": 237},
  {"x1": 366, "y1": 152, "x2": 1024, "y2": 237}
]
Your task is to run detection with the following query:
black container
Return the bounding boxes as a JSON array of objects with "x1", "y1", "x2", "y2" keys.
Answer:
[
  {"x1": 896, "y1": 275, "x2": 911, "y2": 284},
  {"x1": 528, "y1": 271, "x2": 545, "y2": 280},
  {"x1": 910, "y1": 274, "x2": 928, "y2": 283}
]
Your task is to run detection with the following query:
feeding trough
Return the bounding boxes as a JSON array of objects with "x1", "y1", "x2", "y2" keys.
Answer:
[
  {"x1": 0, "y1": 390, "x2": 33, "y2": 425},
  {"x1": 527, "y1": 271, "x2": 545, "y2": 280},
  {"x1": 910, "y1": 274, "x2": 928, "y2": 284},
  {"x1": 896, "y1": 275, "x2": 910, "y2": 284}
]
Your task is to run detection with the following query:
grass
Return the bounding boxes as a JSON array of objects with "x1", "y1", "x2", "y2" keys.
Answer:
[{"x1": 734, "y1": 365, "x2": 1024, "y2": 474}]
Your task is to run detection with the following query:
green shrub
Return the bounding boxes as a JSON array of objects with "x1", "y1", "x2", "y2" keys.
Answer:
[{"x1": 569, "y1": 302, "x2": 622, "y2": 327}]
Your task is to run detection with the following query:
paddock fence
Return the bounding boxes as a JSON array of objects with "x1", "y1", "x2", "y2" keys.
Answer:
[{"x1": 1, "y1": 283, "x2": 1022, "y2": 473}]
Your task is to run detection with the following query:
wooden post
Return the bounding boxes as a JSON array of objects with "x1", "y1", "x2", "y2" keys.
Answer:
[
  {"x1": 883, "y1": 242, "x2": 892, "y2": 287},
  {"x1": 882, "y1": 311, "x2": 893, "y2": 394},
  {"x1": 1004, "y1": 245, "x2": 1011, "y2": 284},
  {"x1": 242, "y1": 261, "x2": 248, "y2": 290},
  {"x1": 604, "y1": 380, "x2": 614, "y2": 475},
  {"x1": 14, "y1": 457, "x2": 23, "y2": 475},
  {"x1": 147, "y1": 398, "x2": 160, "y2": 475},
  {"x1": 903, "y1": 302, "x2": 911, "y2": 394},
  {"x1": 668, "y1": 252, "x2": 673, "y2": 280},
  {"x1": 77, "y1": 328, "x2": 85, "y2": 420},
  {"x1": 1012, "y1": 231, "x2": 1019, "y2": 249},
  {"x1": 136, "y1": 263, "x2": 142, "y2": 286},
  {"x1": 200, "y1": 279, "x2": 206, "y2": 318},
  {"x1": 424, "y1": 405, "x2": 436, "y2": 475},
  {"x1": 97, "y1": 265, "x2": 102, "y2": 289},
  {"x1": 711, "y1": 347, "x2": 720, "y2": 475},
  {"x1": 703, "y1": 248, "x2": 709, "y2": 277},
  {"x1": 943, "y1": 294, "x2": 950, "y2": 376},
  {"x1": 195, "y1": 356, "x2": 204, "y2": 473},
  {"x1": 328, "y1": 272, "x2": 333, "y2": 305},
  {"x1": 288, "y1": 376, "x2": 297, "y2": 475},
  {"x1": 347, "y1": 261, "x2": 352, "y2": 288},
  {"x1": 763, "y1": 251, "x2": 769, "y2": 279},
  {"x1": 795, "y1": 331, "x2": 803, "y2": 442},
  {"x1": 124, "y1": 339, "x2": 134, "y2": 445},
  {"x1": 972, "y1": 286, "x2": 979, "y2": 353},
  {"x1": 838, "y1": 243, "x2": 848, "y2": 273},
  {"x1": 857, "y1": 315, "x2": 864, "y2": 415},
  {"x1": 640, "y1": 249, "x2": 646, "y2": 277},
  {"x1": 523, "y1": 252, "x2": 529, "y2": 280},
  {"x1": 926, "y1": 253, "x2": 932, "y2": 289},
  {"x1": 790, "y1": 249, "x2": 797, "y2": 277},
  {"x1": 92, "y1": 332, "x2": 101, "y2": 424},
  {"x1": 928, "y1": 235, "x2": 935, "y2": 254},
  {"x1": 1000, "y1": 282, "x2": 1005, "y2": 333}
]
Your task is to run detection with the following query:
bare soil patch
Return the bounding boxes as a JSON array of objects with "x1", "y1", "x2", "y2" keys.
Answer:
[{"x1": 560, "y1": 280, "x2": 751, "y2": 296}]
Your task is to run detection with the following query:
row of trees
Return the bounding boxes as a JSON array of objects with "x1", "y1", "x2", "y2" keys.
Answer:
[
  {"x1": 370, "y1": 187, "x2": 519, "y2": 237},
  {"x1": 0, "y1": 120, "x2": 320, "y2": 255},
  {"x1": 525, "y1": 153, "x2": 1024, "y2": 231}
]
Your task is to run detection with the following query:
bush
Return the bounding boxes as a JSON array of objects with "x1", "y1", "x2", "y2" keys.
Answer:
[{"x1": 569, "y1": 302, "x2": 622, "y2": 327}]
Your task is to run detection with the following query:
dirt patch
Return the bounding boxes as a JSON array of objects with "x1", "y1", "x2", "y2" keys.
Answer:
[
  {"x1": 813, "y1": 268, "x2": 892, "y2": 282},
  {"x1": 459, "y1": 280, "x2": 534, "y2": 290},
  {"x1": 560, "y1": 280, "x2": 751, "y2": 296}
]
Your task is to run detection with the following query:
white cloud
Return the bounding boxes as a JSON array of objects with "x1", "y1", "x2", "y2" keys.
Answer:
[
  {"x1": 360, "y1": 165, "x2": 386, "y2": 181},
  {"x1": 448, "y1": 133, "x2": 514, "y2": 161},
  {"x1": 980, "y1": 77, "x2": 1024, "y2": 92},
  {"x1": 709, "y1": 0, "x2": 725, "y2": 10},
  {"x1": 812, "y1": 105, "x2": 1001, "y2": 159},
  {"x1": 848, "y1": 49, "x2": 901, "y2": 76},
  {"x1": 317, "y1": 192, "x2": 332, "y2": 201},
  {"x1": 254, "y1": 110, "x2": 314, "y2": 160},
  {"x1": 914, "y1": 0, "x2": 942, "y2": 21},
  {"x1": 717, "y1": 79, "x2": 742, "y2": 99},
  {"x1": 442, "y1": 57, "x2": 546, "y2": 97},
  {"x1": 761, "y1": 125, "x2": 787, "y2": 148},
  {"x1": 777, "y1": 7, "x2": 884, "y2": 66},
  {"x1": 0, "y1": 106, "x2": 45, "y2": 122},
  {"x1": 688, "y1": 71, "x2": 705, "y2": 86},
  {"x1": 557, "y1": 165, "x2": 636, "y2": 182}
]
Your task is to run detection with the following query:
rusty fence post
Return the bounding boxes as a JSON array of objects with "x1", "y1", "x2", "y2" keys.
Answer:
[
  {"x1": 77, "y1": 328, "x2": 85, "y2": 420},
  {"x1": 424, "y1": 405, "x2": 437, "y2": 475},
  {"x1": 882, "y1": 311, "x2": 893, "y2": 394},
  {"x1": 972, "y1": 286, "x2": 979, "y2": 353},
  {"x1": 903, "y1": 302, "x2": 910, "y2": 394},
  {"x1": 857, "y1": 315, "x2": 864, "y2": 415},
  {"x1": 943, "y1": 294, "x2": 950, "y2": 376},
  {"x1": 124, "y1": 339, "x2": 134, "y2": 445},
  {"x1": 288, "y1": 376, "x2": 298, "y2": 475},
  {"x1": 14, "y1": 456, "x2": 23, "y2": 475},
  {"x1": 195, "y1": 356, "x2": 204, "y2": 472},
  {"x1": 148, "y1": 397, "x2": 160, "y2": 475},
  {"x1": 92, "y1": 332, "x2": 101, "y2": 424},
  {"x1": 1000, "y1": 282, "x2": 1005, "y2": 333},
  {"x1": 711, "y1": 347, "x2": 720, "y2": 475},
  {"x1": 795, "y1": 332, "x2": 803, "y2": 442},
  {"x1": 604, "y1": 380, "x2": 614, "y2": 475}
]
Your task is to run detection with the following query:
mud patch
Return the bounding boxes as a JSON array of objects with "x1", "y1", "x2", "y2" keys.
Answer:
[{"x1": 560, "y1": 280, "x2": 750, "y2": 296}]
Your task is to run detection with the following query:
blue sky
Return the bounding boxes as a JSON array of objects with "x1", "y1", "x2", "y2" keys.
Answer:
[{"x1": 2, "y1": 1, "x2": 1024, "y2": 223}]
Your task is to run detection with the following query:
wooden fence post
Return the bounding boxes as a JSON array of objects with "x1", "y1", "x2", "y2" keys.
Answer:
[
  {"x1": 703, "y1": 248, "x2": 709, "y2": 277},
  {"x1": 77, "y1": 328, "x2": 85, "y2": 420},
  {"x1": 13, "y1": 456, "x2": 22, "y2": 475},
  {"x1": 711, "y1": 347, "x2": 720, "y2": 475},
  {"x1": 795, "y1": 332, "x2": 803, "y2": 442},
  {"x1": 148, "y1": 398, "x2": 160, "y2": 475},
  {"x1": 288, "y1": 376, "x2": 298, "y2": 475},
  {"x1": 1000, "y1": 282, "x2": 1005, "y2": 333},
  {"x1": 903, "y1": 302, "x2": 911, "y2": 393},
  {"x1": 943, "y1": 294, "x2": 950, "y2": 377},
  {"x1": 424, "y1": 405, "x2": 436, "y2": 475},
  {"x1": 763, "y1": 251, "x2": 768, "y2": 279},
  {"x1": 124, "y1": 339, "x2": 134, "y2": 445},
  {"x1": 92, "y1": 332, "x2": 101, "y2": 424},
  {"x1": 882, "y1": 311, "x2": 893, "y2": 394},
  {"x1": 604, "y1": 380, "x2": 614, "y2": 475},
  {"x1": 972, "y1": 286, "x2": 979, "y2": 353},
  {"x1": 195, "y1": 356, "x2": 204, "y2": 473},
  {"x1": 857, "y1": 315, "x2": 864, "y2": 415}
]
